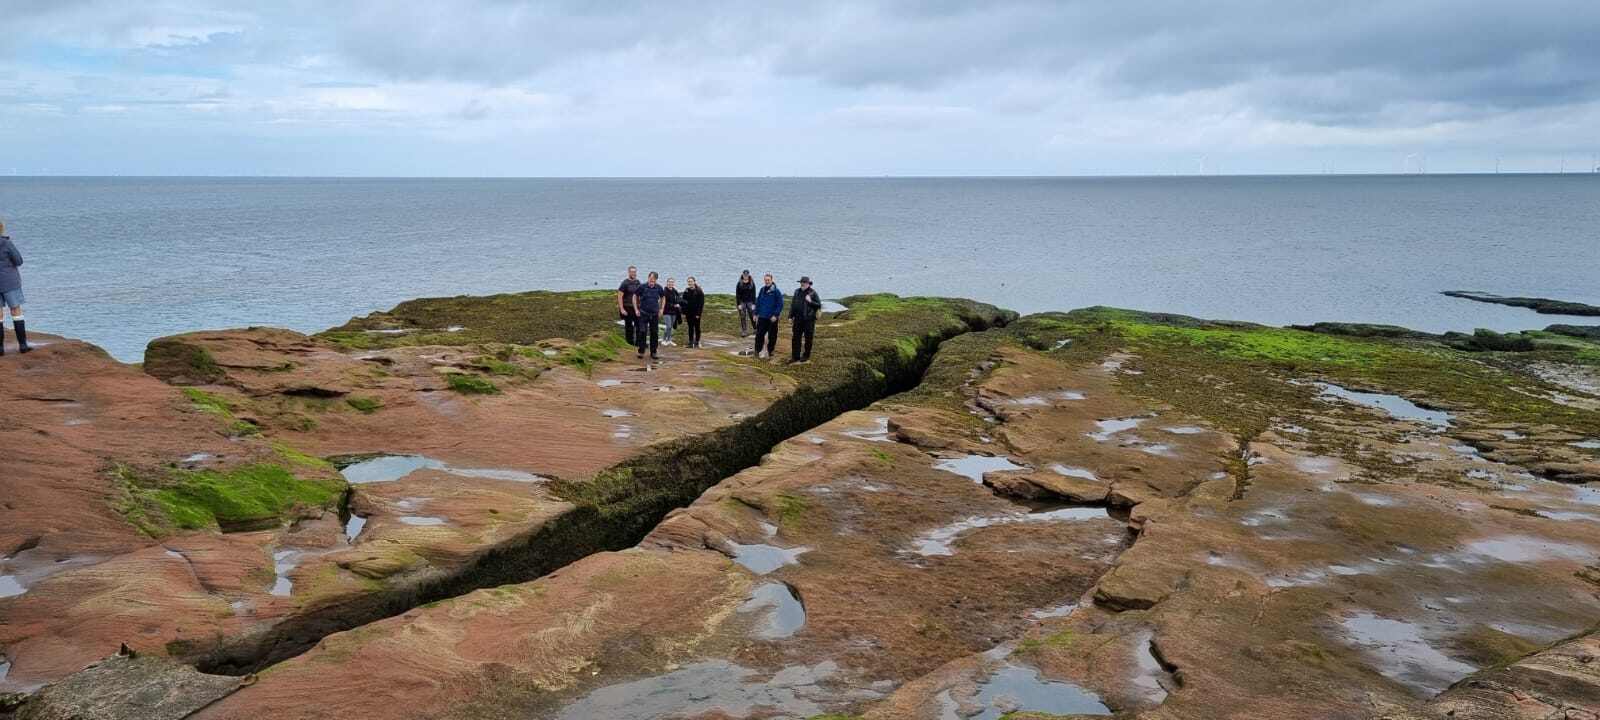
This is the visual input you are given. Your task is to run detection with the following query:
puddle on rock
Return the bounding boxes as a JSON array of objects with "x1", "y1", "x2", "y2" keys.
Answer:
[
  {"x1": 841, "y1": 417, "x2": 893, "y2": 442},
  {"x1": 729, "y1": 542, "x2": 809, "y2": 575},
  {"x1": 399, "y1": 516, "x2": 447, "y2": 527},
  {"x1": 270, "y1": 550, "x2": 299, "y2": 597},
  {"x1": 1050, "y1": 464, "x2": 1098, "y2": 481},
  {"x1": 0, "y1": 574, "x2": 24, "y2": 598},
  {"x1": 739, "y1": 582, "x2": 806, "y2": 639},
  {"x1": 1571, "y1": 440, "x2": 1600, "y2": 450},
  {"x1": 1131, "y1": 632, "x2": 1172, "y2": 704},
  {"x1": 601, "y1": 408, "x2": 636, "y2": 418},
  {"x1": 1462, "y1": 535, "x2": 1593, "y2": 563},
  {"x1": 596, "y1": 379, "x2": 623, "y2": 388},
  {"x1": 1087, "y1": 417, "x2": 1145, "y2": 442},
  {"x1": 0, "y1": 657, "x2": 9, "y2": 682},
  {"x1": 933, "y1": 455, "x2": 1028, "y2": 483},
  {"x1": 913, "y1": 507, "x2": 1109, "y2": 556},
  {"x1": 556, "y1": 660, "x2": 840, "y2": 720},
  {"x1": 1316, "y1": 383, "x2": 1452, "y2": 428},
  {"x1": 1341, "y1": 612, "x2": 1476, "y2": 696},
  {"x1": 344, "y1": 514, "x2": 368, "y2": 542},
  {"x1": 948, "y1": 664, "x2": 1112, "y2": 719},
  {"x1": 338, "y1": 455, "x2": 544, "y2": 484},
  {"x1": 1163, "y1": 426, "x2": 1205, "y2": 435},
  {"x1": 1030, "y1": 602, "x2": 1079, "y2": 619}
]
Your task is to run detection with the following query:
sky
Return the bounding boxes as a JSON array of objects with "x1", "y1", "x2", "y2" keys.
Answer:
[{"x1": 3, "y1": 0, "x2": 1600, "y2": 177}]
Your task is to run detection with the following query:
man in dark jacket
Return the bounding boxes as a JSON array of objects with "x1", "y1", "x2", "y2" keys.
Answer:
[
  {"x1": 752, "y1": 273, "x2": 784, "y2": 359},
  {"x1": 734, "y1": 271, "x2": 757, "y2": 337},
  {"x1": 0, "y1": 220, "x2": 28, "y2": 356},
  {"x1": 616, "y1": 266, "x2": 642, "y2": 346},
  {"x1": 632, "y1": 272, "x2": 665, "y2": 361},
  {"x1": 789, "y1": 276, "x2": 822, "y2": 363}
]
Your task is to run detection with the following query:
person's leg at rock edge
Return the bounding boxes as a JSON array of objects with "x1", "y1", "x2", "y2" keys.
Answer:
[
  {"x1": 764, "y1": 319, "x2": 779, "y2": 357},
  {"x1": 1, "y1": 290, "x2": 26, "y2": 355},
  {"x1": 799, "y1": 317, "x2": 814, "y2": 360},
  {"x1": 753, "y1": 317, "x2": 768, "y2": 356}
]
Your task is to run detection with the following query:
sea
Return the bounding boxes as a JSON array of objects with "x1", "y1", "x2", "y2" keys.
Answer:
[{"x1": 1, "y1": 174, "x2": 1596, "y2": 362}]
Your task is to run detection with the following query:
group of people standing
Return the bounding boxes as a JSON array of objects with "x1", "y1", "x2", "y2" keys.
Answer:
[
  {"x1": 618, "y1": 266, "x2": 822, "y2": 364},
  {"x1": 0, "y1": 219, "x2": 30, "y2": 356}
]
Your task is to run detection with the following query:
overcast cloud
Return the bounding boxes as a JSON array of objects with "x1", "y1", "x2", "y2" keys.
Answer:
[{"x1": 3, "y1": 0, "x2": 1598, "y2": 175}]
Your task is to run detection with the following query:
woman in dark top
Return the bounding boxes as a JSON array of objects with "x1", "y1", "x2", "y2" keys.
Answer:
[
  {"x1": 660, "y1": 278, "x2": 682, "y2": 346},
  {"x1": 734, "y1": 270, "x2": 757, "y2": 337},
  {"x1": 0, "y1": 219, "x2": 28, "y2": 355},
  {"x1": 681, "y1": 277, "x2": 706, "y2": 348}
]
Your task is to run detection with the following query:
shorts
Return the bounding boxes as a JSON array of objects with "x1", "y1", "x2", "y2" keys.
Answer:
[{"x1": 0, "y1": 288, "x2": 22, "y2": 310}]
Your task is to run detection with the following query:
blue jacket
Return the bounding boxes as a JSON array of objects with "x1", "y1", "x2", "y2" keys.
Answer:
[{"x1": 755, "y1": 284, "x2": 784, "y2": 319}]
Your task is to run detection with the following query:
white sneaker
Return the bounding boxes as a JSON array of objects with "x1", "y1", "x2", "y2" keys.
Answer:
[{"x1": 756, "y1": 350, "x2": 767, "y2": 359}]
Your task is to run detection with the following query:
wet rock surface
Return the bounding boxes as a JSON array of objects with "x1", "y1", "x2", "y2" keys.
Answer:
[{"x1": 10, "y1": 299, "x2": 1600, "y2": 719}]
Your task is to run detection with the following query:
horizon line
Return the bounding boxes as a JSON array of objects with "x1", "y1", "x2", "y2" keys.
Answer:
[{"x1": 3, "y1": 171, "x2": 1597, "y2": 180}]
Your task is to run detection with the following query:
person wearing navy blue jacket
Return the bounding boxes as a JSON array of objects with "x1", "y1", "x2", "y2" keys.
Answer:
[{"x1": 752, "y1": 273, "x2": 784, "y2": 359}]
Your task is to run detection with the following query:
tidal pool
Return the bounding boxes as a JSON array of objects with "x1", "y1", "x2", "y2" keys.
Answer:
[
  {"x1": 344, "y1": 515, "x2": 368, "y2": 542},
  {"x1": 556, "y1": 660, "x2": 838, "y2": 720},
  {"x1": 933, "y1": 455, "x2": 1027, "y2": 483},
  {"x1": 398, "y1": 516, "x2": 447, "y2": 526},
  {"x1": 1316, "y1": 383, "x2": 1453, "y2": 428},
  {"x1": 1341, "y1": 612, "x2": 1476, "y2": 696},
  {"x1": 729, "y1": 542, "x2": 809, "y2": 575},
  {"x1": 913, "y1": 507, "x2": 1109, "y2": 556},
  {"x1": 1088, "y1": 417, "x2": 1145, "y2": 442},
  {"x1": 338, "y1": 455, "x2": 544, "y2": 484},
  {"x1": 1050, "y1": 464, "x2": 1098, "y2": 481},
  {"x1": 0, "y1": 575, "x2": 24, "y2": 598},
  {"x1": 842, "y1": 416, "x2": 893, "y2": 442},
  {"x1": 270, "y1": 550, "x2": 299, "y2": 597},
  {"x1": 946, "y1": 663, "x2": 1112, "y2": 719},
  {"x1": 739, "y1": 582, "x2": 806, "y2": 639}
]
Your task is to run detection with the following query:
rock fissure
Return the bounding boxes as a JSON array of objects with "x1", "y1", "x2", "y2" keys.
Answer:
[{"x1": 188, "y1": 312, "x2": 1007, "y2": 677}]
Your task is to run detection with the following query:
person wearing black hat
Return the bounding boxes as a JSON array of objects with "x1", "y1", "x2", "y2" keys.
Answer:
[{"x1": 788, "y1": 276, "x2": 822, "y2": 363}]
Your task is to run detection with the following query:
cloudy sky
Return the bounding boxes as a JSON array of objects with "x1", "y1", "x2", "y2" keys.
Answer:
[{"x1": 4, "y1": 0, "x2": 1599, "y2": 176}]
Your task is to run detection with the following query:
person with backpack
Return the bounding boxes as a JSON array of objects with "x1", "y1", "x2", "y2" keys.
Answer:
[
  {"x1": 734, "y1": 270, "x2": 757, "y2": 337},
  {"x1": 789, "y1": 276, "x2": 822, "y2": 363},
  {"x1": 0, "y1": 219, "x2": 28, "y2": 356},
  {"x1": 660, "y1": 277, "x2": 682, "y2": 346},
  {"x1": 681, "y1": 276, "x2": 706, "y2": 348},
  {"x1": 752, "y1": 273, "x2": 784, "y2": 359}
]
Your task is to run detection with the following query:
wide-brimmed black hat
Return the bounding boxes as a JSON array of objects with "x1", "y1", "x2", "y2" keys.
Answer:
[{"x1": 798, "y1": 276, "x2": 812, "y2": 284}]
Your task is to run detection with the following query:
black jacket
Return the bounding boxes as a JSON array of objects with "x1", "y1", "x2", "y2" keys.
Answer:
[
  {"x1": 735, "y1": 278, "x2": 757, "y2": 304},
  {"x1": 662, "y1": 287, "x2": 682, "y2": 315},
  {"x1": 789, "y1": 287, "x2": 822, "y2": 322},
  {"x1": 681, "y1": 286, "x2": 706, "y2": 316}
]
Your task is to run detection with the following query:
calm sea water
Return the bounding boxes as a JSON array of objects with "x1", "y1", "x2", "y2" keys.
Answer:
[{"x1": 1, "y1": 175, "x2": 1596, "y2": 362}]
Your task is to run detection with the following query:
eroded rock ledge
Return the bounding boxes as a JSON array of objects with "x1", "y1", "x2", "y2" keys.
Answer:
[{"x1": 8, "y1": 301, "x2": 1600, "y2": 720}]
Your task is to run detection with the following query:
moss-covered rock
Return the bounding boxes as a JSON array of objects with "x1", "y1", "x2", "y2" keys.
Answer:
[{"x1": 112, "y1": 461, "x2": 345, "y2": 535}]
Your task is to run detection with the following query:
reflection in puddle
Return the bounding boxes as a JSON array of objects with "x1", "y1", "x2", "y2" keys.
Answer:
[
  {"x1": 601, "y1": 408, "x2": 635, "y2": 418},
  {"x1": 1132, "y1": 632, "x2": 1172, "y2": 704},
  {"x1": 0, "y1": 657, "x2": 8, "y2": 682},
  {"x1": 399, "y1": 516, "x2": 447, "y2": 526},
  {"x1": 1050, "y1": 464, "x2": 1098, "y2": 481},
  {"x1": 596, "y1": 379, "x2": 622, "y2": 388},
  {"x1": 1316, "y1": 383, "x2": 1453, "y2": 427},
  {"x1": 1341, "y1": 612, "x2": 1476, "y2": 696},
  {"x1": 842, "y1": 417, "x2": 893, "y2": 442},
  {"x1": 556, "y1": 660, "x2": 840, "y2": 720},
  {"x1": 344, "y1": 515, "x2": 368, "y2": 542},
  {"x1": 739, "y1": 582, "x2": 806, "y2": 639},
  {"x1": 1088, "y1": 417, "x2": 1145, "y2": 442},
  {"x1": 1572, "y1": 440, "x2": 1600, "y2": 450},
  {"x1": 338, "y1": 455, "x2": 544, "y2": 484},
  {"x1": 270, "y1": 550, "x2": 298, "y2": 597},
  {"x1": 182, "y1": 452, "x2": 213, "y2": 464},
  {"x1": 0, "y1": 574, "x2": 24, "y2": 598},
  {"x1": 1463, "y1": 535, "x2": 1593, "y2": 563},
  {"x1": 729, "y1": 542, "x2": 809, "y2": 575},
  {"x1": 947, "y1": 664, "x2": 1112, "y2": 719},
  {"x1": 913, "y1": 508, "x2": 1109, "y2": 556},
  {"x1": 1163, "y1": 426, "x2": 1205, "y2": 435},
  {"x1": 934, "y1": 455, "x2": 1028, "y2": 483}
]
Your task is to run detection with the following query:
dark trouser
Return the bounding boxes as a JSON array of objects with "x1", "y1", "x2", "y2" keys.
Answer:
[
  {"x1": 791, "y1": 317, "x2": 815, "y2": 361},
  {"x1": 754, "y1": 316, "x2": 779, "y2": 356},
  {"x1": 737, "y1": 302, "x2": 756, "y2": 336},
  {"x1": 1, "y1": 319, "x2": 22, "y2": 355},
  {"x1": 636, "y1": 312, "x2": 659, "y2": 357},
  {"x1": 621, "y1": 307, "x2": 639, "y2": 345},
  {"x1": 686, "y1": 314, "x2": 702, "y2": 347}
]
